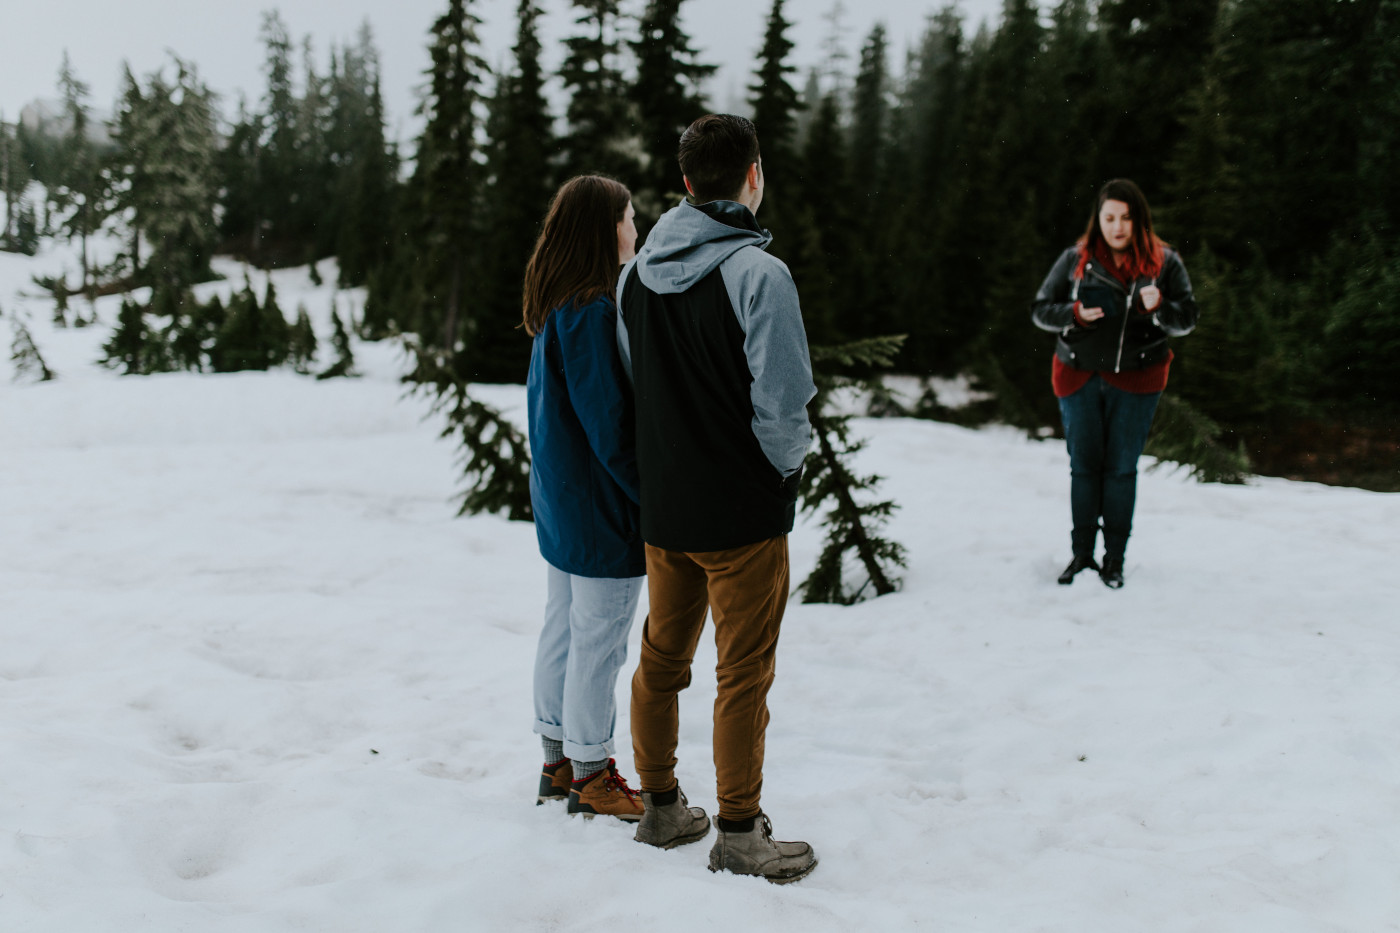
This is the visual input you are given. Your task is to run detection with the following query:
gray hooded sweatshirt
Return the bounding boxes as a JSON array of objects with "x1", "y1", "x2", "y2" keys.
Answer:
[{"x1": 616, "y1": 199, "x2": 816, "y2": 552}]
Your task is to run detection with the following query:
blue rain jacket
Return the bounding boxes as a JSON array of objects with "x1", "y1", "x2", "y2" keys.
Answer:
[{"x1": 527, "y1": 294, "x2": 644, "y2": 578}]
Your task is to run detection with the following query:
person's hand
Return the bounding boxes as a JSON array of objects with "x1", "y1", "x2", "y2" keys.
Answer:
[
  {"x1": 1139, "y1": 285, "x2": 1161, "y2": 312},
  {"x1": 1076, "y1": 304, "x2": 1105, "y2": 324}
]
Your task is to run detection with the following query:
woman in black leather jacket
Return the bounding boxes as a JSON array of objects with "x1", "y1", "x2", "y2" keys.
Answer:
[{"x1": 1031, "y1": 179, "x2": 1198, "y2": 588}]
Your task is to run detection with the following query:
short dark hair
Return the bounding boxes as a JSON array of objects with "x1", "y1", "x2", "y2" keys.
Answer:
[{"x1": 677, "y1": 114, "x2": 760, "y2": 204}]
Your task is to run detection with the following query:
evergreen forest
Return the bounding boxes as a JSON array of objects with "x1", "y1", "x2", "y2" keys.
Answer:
[{"x1": 2, "y1": 0, "x2": 1397, "y2": 490}]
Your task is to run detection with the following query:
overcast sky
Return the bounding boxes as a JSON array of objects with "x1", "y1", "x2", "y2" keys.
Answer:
[{"x1": 2, "y1": 0, "x2": 1010, "y2": 140}]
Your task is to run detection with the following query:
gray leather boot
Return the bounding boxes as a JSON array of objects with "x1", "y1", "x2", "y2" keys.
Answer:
[
  {"x1": 634, "y1": 787, "x2": 711, "y2": 849},
  {"x1": 708, "y1": 813, "x2": 817, "y2": 884}
]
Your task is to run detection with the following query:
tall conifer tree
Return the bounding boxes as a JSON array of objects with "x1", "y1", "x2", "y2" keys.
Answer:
[
  {"x1": 476, "y1": 0, "x2": 554, "y2": 383},
  {"x1": 558, "y1": 0, "x2": 636, "y2": 182},
  {"x1": 402, "y1": 0, "x2": 489, "y2": 377},
  {"x1": 631, "y1": 0, "x2": 715, "y2": 215},
  {"x1": 747, "y1": 0, "x2": 802, "y2": 252}
]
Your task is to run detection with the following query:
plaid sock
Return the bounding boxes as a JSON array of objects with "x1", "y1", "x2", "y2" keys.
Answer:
[{"x1": 541, "y1": 737, "x2": 564, "y2": 764}]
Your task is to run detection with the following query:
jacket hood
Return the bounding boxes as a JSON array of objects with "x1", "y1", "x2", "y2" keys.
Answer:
[{"x1": 635, "y1": 199, "x2": 772, "y2": 295}]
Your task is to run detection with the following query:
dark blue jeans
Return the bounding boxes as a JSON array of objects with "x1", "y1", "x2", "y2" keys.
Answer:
[{"x1": 1057, "y1": 376, "x2": 1161, "y2": 561}]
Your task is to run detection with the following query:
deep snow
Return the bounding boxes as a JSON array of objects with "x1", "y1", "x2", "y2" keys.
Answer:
[{"x1": 2, "y1": 241, "x2": 1398, "y2": 932}]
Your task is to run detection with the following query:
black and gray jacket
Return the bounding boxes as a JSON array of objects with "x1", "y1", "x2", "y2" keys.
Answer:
[
  {"x1": 1031, "y1": 245, "x2": 1198, "y2": 372},
  {"x1": 616, "y1": 199, "x2": 816, "y2": 553}
]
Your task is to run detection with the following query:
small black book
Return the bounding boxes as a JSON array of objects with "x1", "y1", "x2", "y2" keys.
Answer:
[{"x1": 1076, "y1": 282, "x2": 1125, "y2": 319}]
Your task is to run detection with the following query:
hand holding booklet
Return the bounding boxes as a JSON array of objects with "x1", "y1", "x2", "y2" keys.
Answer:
[{"x1": 1077, "y1": 283, "x2": 1124, "y2": 320}]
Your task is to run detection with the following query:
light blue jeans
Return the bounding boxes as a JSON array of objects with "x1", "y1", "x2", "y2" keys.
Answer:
[{"x1": 532, "y1": 563, "x2": 644, "y2": 762}]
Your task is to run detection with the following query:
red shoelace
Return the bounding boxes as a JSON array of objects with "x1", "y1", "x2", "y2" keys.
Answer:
[{"x1": 603, "y1": 769, "x2": 639, "y2": 802}]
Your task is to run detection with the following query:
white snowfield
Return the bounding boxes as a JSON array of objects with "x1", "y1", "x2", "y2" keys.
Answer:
[{"x1": 2, "y1": 245, "x2": 1398, "y2": 932}]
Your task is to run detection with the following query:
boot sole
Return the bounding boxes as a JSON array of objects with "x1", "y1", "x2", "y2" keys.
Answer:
[
  {"x1": 708, "y1": 856, "x2": 818, "y2": 885},
  {"x1": 636, "y1": 821, "x2": 711, "y2": 849},
  {"x1": 537, "y1": 794, "x2": 567, "y2": 805},
  {"x1": 570, "y1": 810, "x2": 643, "y2": 822}
]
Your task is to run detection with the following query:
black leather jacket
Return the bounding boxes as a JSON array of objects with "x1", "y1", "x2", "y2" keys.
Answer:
[{"x1": 1031, "y1": 245, "x2": 1198, "y2": 373}]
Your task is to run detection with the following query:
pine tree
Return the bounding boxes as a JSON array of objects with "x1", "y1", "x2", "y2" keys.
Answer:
[
  {"x1": 213, "y1": 283, "x2": 266, "y2": 372},
  {"x1": 53, "y1": 53, "x2": 105, "y2": 301},
  {"x1": 798, "y1": 335, "x2": 908, "y2": 604},
  {"x1": 9, "y1": 312, "x2": 56, "y2": 383},
  {"x1": 1040, "y1": 0, "x2": 1109, "y2": 237},
  {"x1": 289, "y1": 304, "x2": 318, "y2": 373},
  {"x1": 888, "y1": 4, "x2": 968, "y2": 373},
  {"x1": 110, "y1": 56, "x2": 220, "y2": 290},
  {"x1": 558, "y1": 0, "x2": 637, "y2": 181},
  {"x1": 1358, "y1": 0, "x2": 1400, "y2": 231},
  {"x1": 951, "y1": 0, "x2": 1056, "y2": 427},
  {"x1": 260, "y1": 280, "x2": 291, "y2": 367},
  {"x1": 317, "y1": 309, "x2": 357, "y2": 379},
  {"x1": 1096, "y1": 0, "x2": 1221, "y2": 195},
  {"x1": 297, "y1": 36, "x2": 334, "y2": 262},
  {"x1": 0, "y1": 114, "x2": 27, "y2": 250},
  {"x1": 747, "y1": 0, "x2": 802, "y2": 253},
  {"x1": 790, "y1": 92, "x2": 850, "y2": 346},
  {"x1": 846, "y1": 23, "x2": 895, "y2": 338},
  {"x1": 217, "y1": 97, "x2": 264, "y2": 260},
  {"x1": 749, "y1": 0, "x2": 800, "y2": 171},
  {"x1": 630, "y1": 0, "x2": 715, "y2": 214},
  {"x1": 154, "y1": 286, "x2": 204, "y2": 372},
  {"x1": 474, "y1": 0, "x2": 554, "y2": 383},
  {"x1": 1160, "y1": 15, "x2": 1242, "y2": 259},
  {"x1": 1143, "y1": 394, "x2": 1251, "y2": 484},
  {"x1": 397, "y1": 0, "x2": 489, "y2": 375},
  {"x1": 412, "y1": 363, "x2": 533, "y2": 519},
  {"x1": 331, "y1": 22, "x2": 398, "y2": 289},
  {"x1": 101, "y1": 298, "x2": 155, "y2": 374},
  {"x1": 256, "y1": 10, "x2": 300, "y2": 263}
]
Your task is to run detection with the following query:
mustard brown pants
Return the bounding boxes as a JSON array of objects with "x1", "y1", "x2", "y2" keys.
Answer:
[{"x1": 630, "y1": 536, "x2": 789, "y2": 821}]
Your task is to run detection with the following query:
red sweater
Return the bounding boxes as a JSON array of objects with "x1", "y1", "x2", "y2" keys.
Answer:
[{"x1": 1053, "y1": 240, "x2": 1171, "y2": 398}]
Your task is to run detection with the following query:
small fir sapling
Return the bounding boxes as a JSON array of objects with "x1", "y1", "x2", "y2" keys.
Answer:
[
  {"x1": 798, "y1": 334, "x2": 909, "y2": 604},
  {"x1": 8, "y1": 309, "x2": 56, "y2": 382},
  {"x1": 214, "y1": 283, "x2": 264, "y2": 372},
  {"x1": 197, "y1": 294, "x2": 226, "y2": 350},
  {"x1": 316, "y1": 310, "x2": 356, "y2": 379},
  {"x1": 406, "y1": 338, "x2": 533, "y2": 521},
  {"x1": 52, "y1": 275, "x2": 70, "y2": 327},
  {"x1": 155, "y1": 286, "x2": 204, "y2": 372},
  {"x1": 260, "y1": 280, "x2": 291, "y2": 367},
  {"x1": 100, "y1": 298, "x2": 153, "y2": 374},
  {"x1": 289, "y1": 304, "x2": 318, "y2": 374},
  {"x1": 1143, "y1": 394, "x2": 1251, "y2": 484}
]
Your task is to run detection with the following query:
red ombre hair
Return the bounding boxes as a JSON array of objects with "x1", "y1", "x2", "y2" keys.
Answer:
[{"x1": 1075, "y1": 178, "x2": 1165, "y2": 280}]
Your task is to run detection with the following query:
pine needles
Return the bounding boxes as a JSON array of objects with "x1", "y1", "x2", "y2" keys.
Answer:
[{"x1": 797, "y1": 335, "x2": 908, "y2": 604}]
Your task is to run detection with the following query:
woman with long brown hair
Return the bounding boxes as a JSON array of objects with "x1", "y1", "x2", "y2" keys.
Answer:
[
  {"x1": 524, "y1": 175, "x2": 645, "y2": 820},
  {"x1": 1032, "y1": 179, "x2": 1199, "y2": 588}
]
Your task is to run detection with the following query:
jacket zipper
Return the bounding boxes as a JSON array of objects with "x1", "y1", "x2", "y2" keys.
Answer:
[
  {"x1": 1114, "y1": 282, "x2": 1138, "y2": 372},
  {"x1": 1085, "y1": 263, "x2": 1137, "y2": 373}
]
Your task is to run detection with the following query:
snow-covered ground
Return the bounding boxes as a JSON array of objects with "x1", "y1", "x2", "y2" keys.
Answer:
[{"x1": 2, "y1": 240, "x2": 1399, "y2": 932}]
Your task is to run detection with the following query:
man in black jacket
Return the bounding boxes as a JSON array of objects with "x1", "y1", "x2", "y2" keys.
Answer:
[{"x1": 617, "y1": 114, "x2": 818, "y2": 884}]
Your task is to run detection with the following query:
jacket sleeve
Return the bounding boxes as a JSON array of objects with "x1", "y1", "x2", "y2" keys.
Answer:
[
  {"x1": 1031, "y1": 248, "x2": 1083, "y2": 333},
  {"x1": 557, "y1": 298, "x2": 642, "y2": 504},
  {"x1": 723, "y1": 251, "x2": 816, "y2": 478},
  {"x1": 1151, "y1": 251, "x2": 1199, "y2": 337}
]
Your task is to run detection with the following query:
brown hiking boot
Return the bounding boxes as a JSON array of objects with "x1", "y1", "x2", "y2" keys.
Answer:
[
  {"x1": 537, "y1": 758, "x2": 572, "y2": 804},
  {"x1": 567, "y1": 759, "x2": 644, "y2": 822}
]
